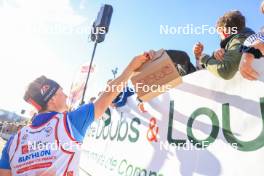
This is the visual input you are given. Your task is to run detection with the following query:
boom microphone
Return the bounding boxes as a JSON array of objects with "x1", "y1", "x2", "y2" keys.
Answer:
[{"x1": 90, "y1": 4, "x2": 113, "y2": 43}]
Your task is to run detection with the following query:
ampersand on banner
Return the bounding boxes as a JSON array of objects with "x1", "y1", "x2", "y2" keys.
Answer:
[
  {"x1": 147, "y1": 117, "x2": 159, "y2": 142},
  {"x1": 138, "y1": 102, "x2": 147, "y2": 113}
]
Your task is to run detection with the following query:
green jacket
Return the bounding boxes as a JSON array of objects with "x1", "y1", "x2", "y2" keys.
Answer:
[{"x1": 201, "y1": 28, "x2": 255, "y2": 80}]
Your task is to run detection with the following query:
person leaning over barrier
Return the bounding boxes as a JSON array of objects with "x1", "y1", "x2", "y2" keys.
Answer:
[
  {"x1": 239, "y1": 33, "x2": 264, "y2": 80},
  {"x1": 0, "y1": 54, "x2": 150, "y2": 176},
  {"x1": 239, "y1": 2, "x2": 264, "y2": 80},
  {"x1": 193, "y1": 10, "x2": 255, "y2": 80}
]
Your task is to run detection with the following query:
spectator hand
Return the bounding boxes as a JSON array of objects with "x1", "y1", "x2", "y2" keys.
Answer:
[
  {"x1": 128, "y1": 54, "x2": 150, "y2": 72},
  {"x1": 144, "y1": 50, "x2": 156, "y2": 60},
  {"x1": 239, "y1": 53, "x2": 259, "y2": 80},
  {"x1": 213, "y1": 48, "x2": 225, "y2": 61},
  {"x1": 193, "y1": 42, "x2": 204, "y2": 60}
]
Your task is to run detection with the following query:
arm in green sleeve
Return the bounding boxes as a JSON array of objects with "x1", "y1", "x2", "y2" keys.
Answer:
[{"x1": 201, "y1": 38, "x2": 243, "y2": 80}]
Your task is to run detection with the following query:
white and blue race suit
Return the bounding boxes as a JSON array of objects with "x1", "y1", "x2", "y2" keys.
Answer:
[{"x1": 0, "y1": 103, "x2": 94, "y2": 176}]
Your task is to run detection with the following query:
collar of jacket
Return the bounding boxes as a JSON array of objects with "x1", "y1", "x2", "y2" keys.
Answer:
[{"x1": 220, "y1": 34, "x2": 236, "y2": 49}]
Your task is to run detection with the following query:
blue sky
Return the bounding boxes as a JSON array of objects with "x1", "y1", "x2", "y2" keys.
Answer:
[{"x1": 0, "y1": 0, "x2": 263, "y2": 113}]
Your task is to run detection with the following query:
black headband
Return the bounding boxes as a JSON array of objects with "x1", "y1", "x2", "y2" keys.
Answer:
[{"x1": 25, "y1": 79, "x2": 60, "y2": 111}]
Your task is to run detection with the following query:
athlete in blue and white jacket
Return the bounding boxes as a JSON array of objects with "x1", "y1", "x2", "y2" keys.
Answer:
[{"x1": 0, "y1": 54, "x2": 150, "y2": 176}]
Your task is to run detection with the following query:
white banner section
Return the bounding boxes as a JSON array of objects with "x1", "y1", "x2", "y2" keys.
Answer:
[{"x1": 80, "y1": 68, "x2": 264, "y2": 176}]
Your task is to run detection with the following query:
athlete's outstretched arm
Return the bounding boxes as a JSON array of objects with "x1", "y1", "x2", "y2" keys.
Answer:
[{"x1": 94, "y1": 54, "x2": 149, "y2": 119}]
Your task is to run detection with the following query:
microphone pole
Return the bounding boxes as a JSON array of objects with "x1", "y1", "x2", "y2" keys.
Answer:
[
  {"x1": 80, "y1": 41, "x2": 98, "y2": 105},
  {"x1": 79, "y1": 4, "x2": 113, "y2": 105}
]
